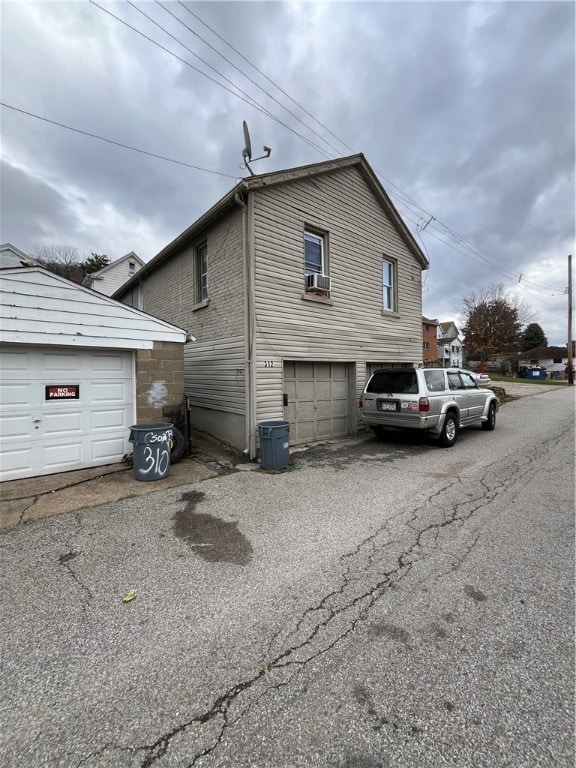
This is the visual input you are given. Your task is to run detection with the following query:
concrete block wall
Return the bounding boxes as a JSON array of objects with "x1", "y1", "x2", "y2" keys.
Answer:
[{"x1": 135, "y1": 341, "x2": 185, "y2": 424}]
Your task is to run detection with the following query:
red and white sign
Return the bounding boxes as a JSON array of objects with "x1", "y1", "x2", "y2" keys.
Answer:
[{"x1": 45, "y1": 385, "x2": 80, "y2": 400}]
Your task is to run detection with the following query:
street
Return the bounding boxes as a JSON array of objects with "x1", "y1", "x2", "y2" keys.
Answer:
[{"x1": 1, "y1": 387, "x2": 574, "y2": 768}]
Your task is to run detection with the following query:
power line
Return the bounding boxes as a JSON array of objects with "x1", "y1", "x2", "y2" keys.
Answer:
[
  {"x1": 89, "y1": 0, "x2": 333, "y2": 160},
  {"x1": 173, "y1": 5, "x2": 564, "y2": 295},
  {"x1": 156, "y1": 0, "x2": 344, "y2": 158},
  {"x1": 0, "y1": 102, "x2": 237, "y2": 178}
]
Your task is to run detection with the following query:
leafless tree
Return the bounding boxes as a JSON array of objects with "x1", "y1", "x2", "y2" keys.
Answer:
[{"x1": 32, "y1": 244, "x2": 84, "y2": 283}]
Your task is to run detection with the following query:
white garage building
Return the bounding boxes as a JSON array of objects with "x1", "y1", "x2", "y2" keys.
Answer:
[{"x1": 0, "y1": 266, "x2": 186, "y2": 482}]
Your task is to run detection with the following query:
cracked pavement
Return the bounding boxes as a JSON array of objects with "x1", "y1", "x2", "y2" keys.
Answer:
[{"x1": 1, "y1": 388, "x2": 574, "y2": 768}]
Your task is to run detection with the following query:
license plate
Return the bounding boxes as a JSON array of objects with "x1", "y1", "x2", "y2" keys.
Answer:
[{"x1": 377, "y1": 401, "x2": 397, "y2": 412}]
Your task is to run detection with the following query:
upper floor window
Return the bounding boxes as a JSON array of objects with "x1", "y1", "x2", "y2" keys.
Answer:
[
  {"x1": 304, "y1": 231, "x2": 324, "y2": 276},
  {"x1": 382, "y1": 258, "x2": 396, "y2": 311},
  {"x1": 423, "y1": 341, "x2": 430, "y2": 350},
  {"x1": 128, "y1": 261, "x2": 136, "y2": 275},
  {"x1": 195, "y1": 242, "x2": 208, "y2": 303}
]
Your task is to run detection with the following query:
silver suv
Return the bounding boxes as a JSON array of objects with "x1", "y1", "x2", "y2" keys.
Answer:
[{"x1": 360, "y1": 367, "x2": 499, "y2": 447}]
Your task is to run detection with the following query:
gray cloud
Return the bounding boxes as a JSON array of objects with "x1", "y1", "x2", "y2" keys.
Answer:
[{"x1": 1, "y1": 0, "x2": 573, "y2": 343}]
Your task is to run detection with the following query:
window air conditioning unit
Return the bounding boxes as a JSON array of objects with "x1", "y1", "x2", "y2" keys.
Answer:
[{"x1": 306, "y1": 273, "x2": 331, "y2": 291}]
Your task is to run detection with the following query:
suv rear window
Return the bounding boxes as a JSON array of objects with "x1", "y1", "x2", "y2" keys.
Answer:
[
  {"x1": 366, "y1": 370, "x2": 418, "y2": 394},
  {"x1": 423, "y1": 370, "x2": 446, "y2": 392}
]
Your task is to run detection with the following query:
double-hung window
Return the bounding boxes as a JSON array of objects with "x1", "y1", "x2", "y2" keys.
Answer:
[
  {"x1": 382, "y1": 258, "x2": 396, "y2": 311},
  {"x1": 304, "y1": 231, "x2": 324, "y2": 276},
  {"x1": 195, "y1": 242, "x2": 208, "y2": 304}
]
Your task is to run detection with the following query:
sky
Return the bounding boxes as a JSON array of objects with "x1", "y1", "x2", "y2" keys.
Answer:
[{"x1": 1, "y1": 0, "x2": 574, "y2": 345}]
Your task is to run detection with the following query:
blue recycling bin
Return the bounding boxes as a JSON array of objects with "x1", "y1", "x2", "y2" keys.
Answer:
[
  {"x1": 258, "y1": 421, "x2": 290, "y2": 470},
  {"x1": 129, "y1": 422, "x2": 173, "y2": 481},
  {"x1": 520, "y1": 366, "x2": 546, "y2": 380}
]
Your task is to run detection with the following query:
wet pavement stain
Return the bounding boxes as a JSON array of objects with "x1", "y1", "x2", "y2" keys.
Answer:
[
  {"x1": 368, "y1": 621, "x2": 413, "y2": 648},
  {"x1": 173, "y1": 490, "x2": 253, "y2": 565},
  {"x1": 463, "y1": 584, "x2": 488, "y2": 603},
  {"x1": 58, "y1": 551, "x2": 78, "y2": 564}
]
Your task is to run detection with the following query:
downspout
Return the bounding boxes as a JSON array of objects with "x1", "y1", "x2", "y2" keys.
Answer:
[{"x1": 236, "y1": 188, "x2": 257, "y2": 459}]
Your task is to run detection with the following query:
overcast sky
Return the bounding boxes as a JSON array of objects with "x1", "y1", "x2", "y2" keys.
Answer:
[{"x1": 1, "y1": 1, "x2": 574, "y2": 345}]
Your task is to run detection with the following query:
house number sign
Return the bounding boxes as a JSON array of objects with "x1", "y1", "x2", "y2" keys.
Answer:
[
  {"x1": 45, "y1": 385, "x2": 80, "y2": 400},
  {"x1": 264, "y1": 361, "x2": 274, "y2": 368}
]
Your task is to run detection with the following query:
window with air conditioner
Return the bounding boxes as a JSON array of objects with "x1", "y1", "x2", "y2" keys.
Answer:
[{"x1": 304, "y1": 229, "x2": 330, "y2": 293}]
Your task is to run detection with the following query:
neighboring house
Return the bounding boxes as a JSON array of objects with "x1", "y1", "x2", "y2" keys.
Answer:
[
  {"x1": 437, "y1": 321, "x2": 463, "y2": 367},
  {"x1": 0, "y1": 266, "x2": 186, "y2": 481},
  {"x1": 114, "y1": 153, "x2": 429, "y2": 458},
  {"x1": 422, "y1": 317, "x2": 438, "y2": 363},
  {"x1": 83, "y1": 251, "x2": 144, "y2": 296},
  {"x1": 518, "y1": 345, "x2": 574, "y2": 377},
  {"x1": 0, "y1": 243, "x2": 39, "y2": 269}
]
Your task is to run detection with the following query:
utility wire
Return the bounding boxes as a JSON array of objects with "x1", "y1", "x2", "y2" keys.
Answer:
[
  {"x1": 174, "y1": 4, "x2": 563, "y2": 294},
  {"x1": 157, "y1": 0, "x2": 344, "y2": 158},
  {"x1": 89, "y1": 0, "x2": 333, "y2": 160},
  {"x1": 0, "y1": 102, "x2": 238, "y2": 178}
]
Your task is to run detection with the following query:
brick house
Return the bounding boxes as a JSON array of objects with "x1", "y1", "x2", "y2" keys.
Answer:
[
  {"x1": 114, "y1": 154, "x2": 429, "y2": 458},
  {"x1": 422, "y1": 317, "x2": 438, "y2": 363}
]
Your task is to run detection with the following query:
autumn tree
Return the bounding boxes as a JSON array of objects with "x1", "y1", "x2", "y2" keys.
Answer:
[
  {"x1": 460, "y1": 284, "x2": 528, "y2": 363},
  {"x1": 520, "y1": 322, "x2": 548, "y2": 352},
  {"x1": 32, "y1": 244, "x2": 84, "y2": 283}
]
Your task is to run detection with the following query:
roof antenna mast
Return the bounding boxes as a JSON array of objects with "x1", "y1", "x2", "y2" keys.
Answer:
[{"x1": 241, "y1": 121, "x2": 271, "y2": 176}]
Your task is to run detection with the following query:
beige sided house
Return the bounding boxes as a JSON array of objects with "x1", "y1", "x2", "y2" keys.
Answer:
[{"x1": 114, "y1": 154, "x2": 429, "y2": 458}]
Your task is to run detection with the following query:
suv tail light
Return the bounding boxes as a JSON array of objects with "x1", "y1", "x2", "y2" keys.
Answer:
[{"x1": 419, "y1": 397, "x2": 430, "y2": 413}]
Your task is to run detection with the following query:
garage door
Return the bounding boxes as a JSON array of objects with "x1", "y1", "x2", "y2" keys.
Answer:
[
  {"x1": 283, "y1": 361, "x2": 350, "y2": 444},
  {"x1": 0, "y1": 345, "x2": 134, "y2": 482}
]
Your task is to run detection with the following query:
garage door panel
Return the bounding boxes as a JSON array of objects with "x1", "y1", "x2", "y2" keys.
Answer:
[
  {"x1": 43, "y1": 352, "x2": 80, "y2": 371},
  {"x1": 91, "y1": 381, "x2": 129, "y2": 403},
  {"x1": 92, "y1": 437, "x2": 127, "y2": 461},
  {"x1": 0, "y1": 345, "x2": 134, "y2": 481},
  {"x1": 331, "y1": 417, "x2": 348, "y2": 435},
  {"x1": 0, "y1": 413, "x2": 32, "y2": 439},
  {"x1": 42, "y1": 411, "x2": 83, "y2": 435},
  {"x1": 92, "y1": 408, "x2": 130, "y2": 430},
  {"x1": 315, "y1": 381, "x2": 331, "y2": 400},
  {"x1": 42, "y1": 441, "x2": 83, "y2": 468},
  {"x1": 315, "y1": 401, "x2": 332, "y2": 419},
  {"x1": 0, "y1": 382, "x2": 33, "y2": 405},
  {"x1": 331, "y1": 381, "x2": 349, "y2": 399},
  {"x1": 0, "y1": 446, "x2": 33, "y2": 474},
  {"x1": 92, "y1": 354, "x2": 127, "y2": 372}
]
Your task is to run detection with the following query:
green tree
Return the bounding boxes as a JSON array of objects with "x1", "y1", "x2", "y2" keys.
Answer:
[
  {"x1": 80, "y1": 253, "x2": 110, "y2": 275},
  {"x1": 520, "y1": 322, "x2": 548, "y2": 351}
]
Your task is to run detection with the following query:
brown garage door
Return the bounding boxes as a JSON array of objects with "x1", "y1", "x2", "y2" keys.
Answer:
[{"x1": 283, "y1": 361, "x2": 350, "y2": 445}]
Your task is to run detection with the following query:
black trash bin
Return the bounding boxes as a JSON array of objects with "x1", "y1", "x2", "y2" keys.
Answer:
[
  {"x1": 129, "y1": 422, "x2": 173, "y2": 481},
  {"x1": 258, "y1": 421, "x2": 290, "y2": 470}
]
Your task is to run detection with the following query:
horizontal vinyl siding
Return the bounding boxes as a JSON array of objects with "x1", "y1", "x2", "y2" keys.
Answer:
[
  {"x1": 184, "y1": 336, "x2": 246, "y2": 416},
  {"x1": 252, "y1": 165, "x2": 423, "y2": 369}
]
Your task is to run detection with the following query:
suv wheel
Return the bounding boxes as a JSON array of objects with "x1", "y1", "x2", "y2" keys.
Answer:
[
  {"x1": 439, "y1": 412, "x2": 458, "y2": 447},
  {"x1": 482, "y1": 402, "x2": 497, "y2": 432}
]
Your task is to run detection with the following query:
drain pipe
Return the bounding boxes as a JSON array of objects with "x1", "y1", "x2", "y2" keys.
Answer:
[{"x1": 235, "y1": 189, "x2": 257, "y2": 459}]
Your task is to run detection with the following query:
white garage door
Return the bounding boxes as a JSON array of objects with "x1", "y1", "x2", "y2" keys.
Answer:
[
  {"x1": 283, "y1": 361, "x2": 350, "y2": 445},
  {"x1": 0, "y1": 345, "x2": 134, "y2": 482}
]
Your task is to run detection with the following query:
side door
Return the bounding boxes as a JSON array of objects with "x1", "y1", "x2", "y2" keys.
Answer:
[
  {"x1": 460, "y1": 370, "x2": 486, "y2": 422},
  {"x1": 446, "y1": 371, "x2": 468, "y2": 423}
]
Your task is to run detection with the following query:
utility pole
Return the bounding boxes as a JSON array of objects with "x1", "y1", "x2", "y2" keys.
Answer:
[{"x1": 568, "y1": 254, "x2": 574, "y2": 386}]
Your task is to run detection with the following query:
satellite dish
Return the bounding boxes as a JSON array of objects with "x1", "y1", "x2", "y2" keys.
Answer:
[{"x1": 242, "y1": 121, "x2": 252, "y2": 162}]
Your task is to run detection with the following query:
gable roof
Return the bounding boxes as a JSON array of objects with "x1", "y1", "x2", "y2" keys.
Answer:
[
  {"x1": 82, "y1": 251, "x2": 144, "y2": 285},
  {"x1": 422, "y1": 316, "x2": 438, "y2": 325},
  {"x1": 1, "y1": 266, "x2": 186, "y2": 349},
  {"x1": 518, "y1": 345, "x2": 569, "y2": 359},
  {"x1": 0, "y1": 243, "x2": 39, "y2": 269},
  {"x1": 113, "y1": 154, "x2": 428, "y2": 299}
]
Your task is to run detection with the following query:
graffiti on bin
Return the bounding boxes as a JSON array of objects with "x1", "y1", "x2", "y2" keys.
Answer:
[
  {"x1": 141, "y1": 445, "x2": 170, "y2": 475},
  {"x1": 144, "y1": 429, "x2": 173, "y2": 444}
]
